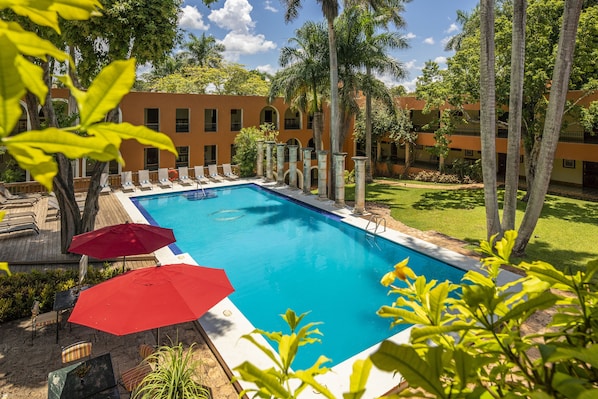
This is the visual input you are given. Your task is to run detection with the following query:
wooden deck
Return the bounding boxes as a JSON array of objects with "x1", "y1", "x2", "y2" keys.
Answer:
[{"x1": 0, "y1": 193, "x2": 156, "y2": 273}]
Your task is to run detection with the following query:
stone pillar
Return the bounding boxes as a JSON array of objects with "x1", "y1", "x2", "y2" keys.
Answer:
[
  {"x1": 276, "y1": 143, "x2": 286, "y2": 185},
  {"x1": 265, "y1": 141, "x2": 275, "y2": 181},
  {"x1": 333, "y1": 152, "x2": 347, "y2": 208},
  {"x1": 256, "y1": 140, "x2": 264, "y2": 177},
  {"x1": 302, "y1": 147, "x2": 313, "y2": 194},
  {"x1": 317, "y1": 150, "x2": 328, "y2": 200},
  {"x1": 352, "y1": 156, "x2": 368, "y2": 215},
  {"x1": 288, "y1": 145, "x2": 298, "y2": 189}
]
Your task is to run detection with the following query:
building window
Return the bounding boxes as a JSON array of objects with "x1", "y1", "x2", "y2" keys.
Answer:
[
  {"x1": 204, "y1": 109, "x2": 217, "y2": 132},
  {"x1": 144, "y1": 147, "x2": 159, "y2": 170},
  {"x1": 204, "y1": 145, "x2": 217, "y2": 165},
  {"x1": 563, "y1": 159, "x2": 576, "y2": 169},
  {"x1": 176, "y1": 109, "x2": 189, "y2": 133},
  {"x1": 145, "y1": 108, "x2": 159, "y2": 131},
  {"x1": 307, "y1": 114, "x2": 313, "y2": 130},
  {"x1": 175, "y1": 146, "x2": 189, "y2": 168},
  {"x1": 284, "y1": 109, "x2": 301, "y2": 130},
  {"x1": 84, "y1": 159, "x2": 119, "y2": 177},
  {"x1": 231, "y1": 109, "x2": 242, "y2": 131},
  {"x1": 260, "y1": 107, "x2": 278, "y2": 129}
]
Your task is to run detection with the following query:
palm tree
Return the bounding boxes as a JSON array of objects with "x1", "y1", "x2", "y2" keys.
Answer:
[
  {"x1": 335, "y1": 6, "x2": 408, "y2": 169},
  {"x1": 181, "y1": 33, "x2": 225, "y2": 68},
  {"x1": 270, "y1": 21, "x2": 329, "y2": 151},
  {"x1": 345, "y1": 1, "x2": 409, "y2": 181}
]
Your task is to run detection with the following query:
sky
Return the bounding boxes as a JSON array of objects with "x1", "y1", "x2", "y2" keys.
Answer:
[{"x1": 178, "y1": 0, "x2": 479, "y2": 92}]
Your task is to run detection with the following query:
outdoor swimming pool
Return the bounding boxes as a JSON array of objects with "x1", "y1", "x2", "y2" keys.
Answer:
[{"x1": 132, "y1": 184, "x2": 465, "y2": 370}]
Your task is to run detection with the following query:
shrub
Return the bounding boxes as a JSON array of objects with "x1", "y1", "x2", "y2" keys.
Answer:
[
  {"x1": 134, "y1": 343, "x2": 211, "y2": 399},
  {"x1": 0, "y1": 266, "x2": 121, "y2": 322}
]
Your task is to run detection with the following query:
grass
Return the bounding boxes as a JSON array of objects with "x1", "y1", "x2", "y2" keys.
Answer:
[{"x1": 346, "y1": 180, "x2": 598, "y2": 273}]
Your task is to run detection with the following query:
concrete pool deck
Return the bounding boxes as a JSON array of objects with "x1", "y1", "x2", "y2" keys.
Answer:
[{"x1": 115, "y1": 177, "x2": 522, "y2": 398}]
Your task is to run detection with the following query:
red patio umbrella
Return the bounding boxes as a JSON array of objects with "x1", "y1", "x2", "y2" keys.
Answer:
[
  {"x1": 68, "y1": 222, "x2": 176, "y2": 270},
  {"x1": 68, "y1": 263, "x2": 234, "y2": 339}
]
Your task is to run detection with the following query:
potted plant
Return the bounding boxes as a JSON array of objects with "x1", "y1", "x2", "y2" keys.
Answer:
[{"x1": 133, "y1": 343, "x2": 212, "y2": 399}]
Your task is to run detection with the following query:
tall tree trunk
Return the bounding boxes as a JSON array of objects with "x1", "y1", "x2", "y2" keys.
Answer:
[
  {"x1": 502, "y1": 0, "x2": 527, "y2": 231},
  {"x1": 313, "y1": 111, "x2": 324, "y2": 152},
  {"x1": 365, "y1": 66, "x2": 373, "y2": 183},
  {"x1": 327, "y1": 19, "x2": 340, "y2": 200},
  {"x1": 514, "y1": 0, "x2": 583, "y2": 255},
  {"x1": 480, "y1": 0, "x2": 502, "y2": 240}
]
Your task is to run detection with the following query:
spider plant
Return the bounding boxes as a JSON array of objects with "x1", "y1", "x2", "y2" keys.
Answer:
[{"x1": 132, "y1": 343, "x2": 211, "y2": 399}]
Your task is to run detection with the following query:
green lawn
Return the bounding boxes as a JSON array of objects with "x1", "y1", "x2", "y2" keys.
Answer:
[{"x1": 346, "y1": 180, "x2": 598, "y2": 273}]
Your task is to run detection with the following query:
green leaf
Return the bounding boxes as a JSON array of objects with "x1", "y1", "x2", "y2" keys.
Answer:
[
  {"x1": 371, "y1": 341, "x2": 447, "y2": 399},
  {"x1": 343, "y1": 358, "x2": 372, "y2": 399},
  {"x1": 49, "y1": 0, "x2": 103, "y2": 20},
  {"x1": 496, "y1": 291, "x2": 559, "y2": 325},
  {"x1": 552, "y1": 371, "x2": 590, "y2": 398},
  {"x1": 88, "y1": 123, "x2": 177, "y2": 155},
  {"x1": 15, "y1": 55, "x2": 47, "y2": 103},
  {"x1": 4, "y1": 144, "x2": 57, "y2": 190},
  {"x1": 547, "y1": 345, "x2": 598, "y2": 368},
  {"x1": 526, "y1": 262, "x2": 575, "y2": 289},
  {"x1": 233, "y1": 362, "x2": 292, "y2": 399},
  {"x1": 2, "y1": 20, "x2": 68, "y2": 61},
  {"x1": 4, "y1": 128, "x2": 119, "y2": 160},
  {"x1": 410, "y1": 323, "x2": 471, "y2": 343},
  {"x1": 0, "y1": 35, "x2": 25, "y2": 137},
  {"x1": 377, "y1": 306, "x2": 432, "y2": 325}
]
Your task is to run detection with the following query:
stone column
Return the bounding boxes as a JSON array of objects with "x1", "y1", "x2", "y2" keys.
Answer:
[
  {"x1": 265, "y1": 141, "x2": 275, "y2": 181},
  {"x1": 317, "y1": 150, "x2": 328, "y2": 200},
  {"x1": 333, "y1": 152, "x2": 347, "y2": 208},
  {"x1": 288, "y1": 145, "x2": 298, "y2": 189},
  {"x1": 256, "y1": 140, "x2": 264, "y2": 177},
  {"x1": 352, "y1": 156, "x2": 368, "y2": 215},
  {"x1": 276, "y1": 143, "x2": 286, "y2": 185},
  {"x1": 302, "y1": 147, "x2": 313, "y2": 194}
]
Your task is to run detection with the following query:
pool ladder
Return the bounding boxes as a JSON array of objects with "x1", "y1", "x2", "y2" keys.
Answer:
[{"x1": 365, "y1": 215, "x2": 387, "y2": 236}]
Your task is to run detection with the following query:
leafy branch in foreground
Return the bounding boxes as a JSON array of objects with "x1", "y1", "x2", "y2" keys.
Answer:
[{"x1": 374, "y1": 230, "x2": 598, "y2": 398}]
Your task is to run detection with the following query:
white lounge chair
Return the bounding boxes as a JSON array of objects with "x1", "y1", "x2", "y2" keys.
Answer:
[
  {"x1": 208, "y1": 164, "x2": 226, "y2": 182},
  {"x1": 138, "y1": 170, "x2": 154, "y2": 190},
  {"x1": 0, "y1": 193, "x2": 37, "y2": 208},
  {"x1": 100, "y1": 173, "x2": 111, "y2": 194},
  {"x1": 222, "y1": 163, "x2": 239, "y2": 180},
  {"x1": 121, "y1": 171, "x2": 135, "y2": 192},
  {"x1": 178, "y1": 167, "x2": 193, "y2": 186},
  {"x1": 193, "y1": 166, "x2": 210, "y2": 184},
  {"x1": 157, "y1": 168, "x2": 173, "y2": 189}
]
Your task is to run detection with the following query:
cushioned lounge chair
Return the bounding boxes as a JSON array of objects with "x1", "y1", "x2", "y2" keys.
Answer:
[
  {"x1": 157, "y1": 168, "x2": 173, "y2": 189},
  {"x1": 121, "y1": 171, "x2": 135, "y2": 192},
  {"x1": 178, "y1": 167, "x2": 193, "y2": 186},
  {"x1": 0, "y1": 220, "x2": 39, "y2": 235},
  {"x1": 222, "y1": 163, "x2": 239, "y2": 180},
  {"x1": 193, "y1": 166, "x2": 210, "y2": 184},
  {"x1": 0, "y1": 185, "x2": 41, "y2": 201},
  {"x1": 61, "y1": 341, "x2": 93, "y2": 364},
  {"x1": 0, "y1": 193, "x2": 37, "y2": 208},
  {"x1": 208, "y1": 164, "x2": 226, "y2": 182},
  {"x1": 100, "y1": 173, "x2": 111, "y2": 194},
  {"x1": 138, "y1": 170, "x2": 153, "y2": 190}
]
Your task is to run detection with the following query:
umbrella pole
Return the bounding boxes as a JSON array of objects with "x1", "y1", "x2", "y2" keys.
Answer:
[{"x1": 122, "y1": 255, "x2": 126, "y2": 273}]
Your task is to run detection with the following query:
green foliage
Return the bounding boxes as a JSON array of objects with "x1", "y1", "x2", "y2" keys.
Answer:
[
  {"x1": 373, "y1": 231, "x2": 598, "y2": 397},
  {"x1": 233, "y1": 309, "x2": 338, "y2": 399},
  {"x1": 133, "y1": 343, "x2": 211, "y2": 399},
  {"x1": 232, "y1": 124, "x2": 279, "y2": 177},
  {"x1": 0, "y1": 157, "x2": 24, "y2": 182},
  {"x1": 0, "y1": 0, "x2": 177, "y2": 190},
  {"x1": 0, "y1": 266, "x2": 122, "y2": 322},
  {"x1": 580, "y1": 101, "x2": 598, "y2": 132},
  {"x1": 449, "y1": 158, "x2": 483, "y2": 182},
  {"x1": 353, "y1": 101, "x2": 414, "y2": 147}
]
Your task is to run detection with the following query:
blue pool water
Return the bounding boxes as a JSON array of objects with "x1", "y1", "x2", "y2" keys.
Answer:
[{"x1": 132, "y1": 184, "x2": 465, "y2": 369}]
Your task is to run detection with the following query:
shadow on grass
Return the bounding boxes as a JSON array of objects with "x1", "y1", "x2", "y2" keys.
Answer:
[{"x1": 520, "y1": 239, "x2": 596, "y2": 275}]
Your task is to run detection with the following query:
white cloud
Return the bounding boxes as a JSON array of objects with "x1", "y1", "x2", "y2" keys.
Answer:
[
  {"x1": 423, "y1": 37, "x2": 435, "y2": 45},
  {"x1": 402, "y1": 77, "x2": 419, "y2": 93},
  {"x1": 209, "y1": 0, "x2": 255, "y2": 34},
  {"x1": 405, "y1": 32, "x2": 416, "y2": 40},
  {"x1": 256, "y1": 64, "x2": 278, "y2": 75},
  {"x1": 434, "y1": 56, "x2": 447, "y2": 64},
  {"x1": 220, "y1": 32, "x2": 277, "y2": 61},
  {"x1": 264, "y1": 0, "x2": 278, "y2": 12},
  {"x1": 179, "y1": 5, "x2": 209, "y2": 30},
  {"x1": 403, "y1": 59, "x2": 417, "y2": 70},
  {"x1": 446, "y1": 23, "x2": 459, "y2": 33}
]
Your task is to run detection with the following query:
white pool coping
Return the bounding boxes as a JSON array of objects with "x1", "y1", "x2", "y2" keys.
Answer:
[{"x1": 114, "y1": 177, "x2": 521, "y2": 398}]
